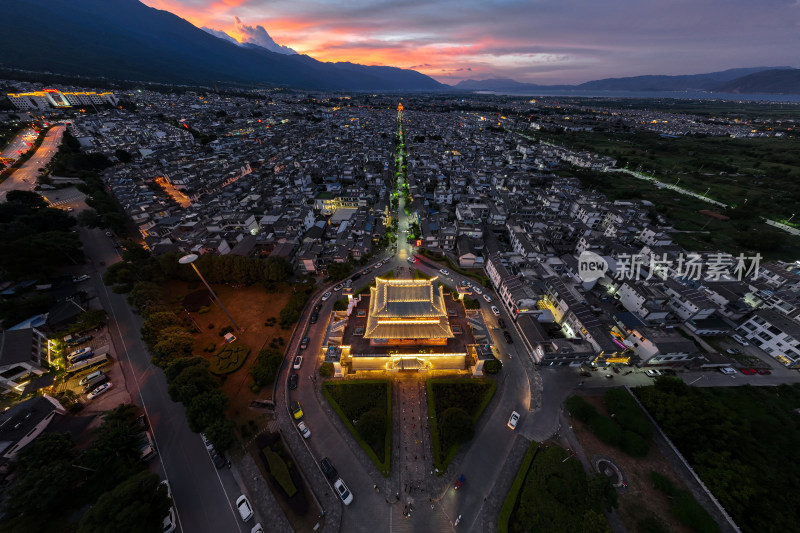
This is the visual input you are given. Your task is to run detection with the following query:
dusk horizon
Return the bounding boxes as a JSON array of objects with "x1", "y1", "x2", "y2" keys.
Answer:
[{"x1": 143, "y1": 0, "x2": 800, "y2": 85}]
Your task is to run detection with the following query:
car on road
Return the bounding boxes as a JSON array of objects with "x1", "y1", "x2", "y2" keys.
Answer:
[
  {"x1": 300, "y1": 337, "x2": 310, "y2": 350},
  {"x1": 291, "y1": 401, "x2": 304, "y2": 420},
  {"x1": 757, "y1": 368, "x2": 771, "y2": 375},
  {"x1": 725, "y1": 348, "x2": 741, "y2": 355},
  {"x1": 439, "y1": 268, "x2": 450, "y2": 276},
  {"x1": 321, "y1": 291, "x2": 332, "y2": 301},
  {"x1": 87, "y1": 381, "x2": 112, "y2": 399},
  {"x1": 473, "y1": 286, "x2": 483, "y2": 295},
  {"x1": 407, "y1": 257, "x2": 417, "y2": 264},
  {"x1": 298, "y1": 421, "x2": 311, "y2": 439},
  {"x1": 236, "y1": 495, "x2": 254, "y2": 522},
  {"x1": 497, "y1": 318, "x2": 506, "y2": 329},
  {"x1": 288, "y1": 373, "x2": 299, "y2": 390},
  {"x1": 333, "y1": 284, "x2": 343, "y2": 292},
  {"x1": 741, "y1": 368, "x2": 758, "y2": 375},
  {"x1": 320, "y1": 457, "x2": 338, "y2": 480},
  {"x1": 483, "y1": 294, "x2": 493, "y2": 303},
  {"x1": 314, "y1": 304, "x2": 322, "y2": 313},
  {"x1": 731, "y1": 334, "x2": 750, "y2": 346},
  {"x1": 503, "y1": 330, "x2": 513, "y2": 344},
  {"x1": 251, "y1": 524, "x2": 264, "y2": 533},
  {"x1": 491, "y1": 306, "x2": 500, "y2": 316},
  {"x1": 644, "y1": 369, "x2": 663, "y2": 378},
  {"x1": 362, "y1": 268, "x2": 371, "y2": 275},
  {"x1": 507, "y1": 411, "x2": 520, "y2": 430},
  {"x1": 160, "y1": 480, "x2": 177, "y2": 533},
  {"x1": 310, "y1": 312, "x2": 319, "y2": 323},
  {"x1": 105, "y1": 231, "x2": 113, "y2": 237},
  {"x1": 293, "y1": 356, "x2": 303, "y2": 370},
  {"x1": 334, "y1": 478, "x2": 354, "y2": 506},
  {"x1": 719, "y1": 367, "x2": 737, "y2": 375},
  {"x1": 374, "y1": 261, "x2": 382, "y2": 268}
]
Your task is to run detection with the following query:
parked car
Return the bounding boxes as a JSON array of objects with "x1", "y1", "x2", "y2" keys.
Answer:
[
  {"x1": 407, "y1": 256, "x2": 417, "y2": 264},
  {"x1": 314, "y1": 304, "x2": 322, "y2": 313},
  {"x1": 725, "y1": 348, "x2": 742, "y2": 355},
  {"x1": 160, "y1": 481, "x2": 177, "y2": 533},
  {"x1": 497, "y1": 318, "x2": 506, "y2": 329},
  {"x1": 644, "y1": 369, "x2": 663, "y2": 378},
  {"x1": 288, "y1": 373, "x2": 299, "y2": 390},
  {"x1": 491, "y1": 306, "x2": 500, "y2": 316},
  {"x1": 251, "y1": 524, "x2": 264, "y2": 533},
  {"x1": 87, "y1": 381, "x2": 112, "y2": 399},
  {"x1": 757, "y1": 368, "x2": 771, "y2": 375},
  {"x1": 300, "y1": 337, "x2": 310, "y2": 350},
  {"x1": 741, "y1": 368, "x2": 758, "y2": 375},
  {"x1": 719, "y1": 367, "x2": 737, "y2": 375},
  {"x1": 472, "y1": 286, "x2": 483, "y2": 295},
  {"x1": 211, "y1": 449, "x2": 227, "y2": 468},
  {"x1": 507, "y1": 411, "x2": 520, "y2": 430},
  {"x1": 333, "y1": 284, "x2": 344, "y2": 292},
  {"x1": 298, "y1": 421, "x2": 311, "y2": 439},
  {"x1": 321, "y1": 291, "x2": 332, "y2": 301},
  {"x1": 731, "y1": 334, "x2": 750, "y2": 346},
  {"x1": 310, "y1": 312, "x2": 319, "y2": 324},
  {"x1": 439, "y1": 268, "x2": 450, "y2": 276},
  {"x1": 69, "y1": 351, "x2": 95, "y2": 365},
  {"x1": 320, "y1": 457, "x2": 338, "y2": 480},
  {"x1": 503, "y1": 330, "x2": 513, "y2": 344},
  {"x1": 70, "y1": 346, "x2": 92, "y2": 358},
  {"x1": 293, "y1": 356, "x2": 303, "y2": 370},
  {"x1": 236, "y1": 495, "x2": 254, "y2": 522},
  {"x1": 201, "y1": 432, "x2": 215, "y2": 452},
  {"x1": 334, "y1": 478, "x2": 354, "y2": 506},
  {"x1": 72, "y1": 274, "x2": 90, "y2": 283},
  {"x1": 79, "y1": 370, "x2": 104, "y2": 387},
  {"x1": 483, "y1": 294, "x2": 493, "y2": 303},
  {"x1": 374, "y1": 261, "x2": 382, "y2": 268},
  {"x1": 291, "y1": 401, "x2": 304, "y2": 420},
  {"x1": 83, "y1": 374, "x2": 109, "y2": 394},
  {"x1": 67, "y1": 335, "x2": 93, "y2": 346},
  {"x1": 351, "y1": 273, "x2": 361, "y2": 281}
]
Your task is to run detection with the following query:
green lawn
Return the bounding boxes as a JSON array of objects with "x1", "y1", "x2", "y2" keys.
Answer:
[
  {"x1": 323, "y1": 380, "x2": 392, "y2": 476},
  {"x1": 427, "y1": 378, "x2": 497, "y2": 472}
]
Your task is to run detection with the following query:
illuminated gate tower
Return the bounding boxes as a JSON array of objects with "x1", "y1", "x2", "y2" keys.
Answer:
[{"x1": 331, "y1": 277, "x2": 475, "y2": 372}]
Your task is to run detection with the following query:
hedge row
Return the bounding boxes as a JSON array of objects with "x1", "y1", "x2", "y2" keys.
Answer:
[{"x1": 498, "y1": 441, "x2": 539, "y2": 533}]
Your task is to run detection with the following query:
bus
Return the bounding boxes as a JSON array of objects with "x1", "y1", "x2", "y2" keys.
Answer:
[{"x1": 66, "y1": 353, "x2": 110, "y2": 374}]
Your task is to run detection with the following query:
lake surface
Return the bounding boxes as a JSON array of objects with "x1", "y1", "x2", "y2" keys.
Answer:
[{"x1": 474, "y1": 89, "x2": 800, "y2": 103}]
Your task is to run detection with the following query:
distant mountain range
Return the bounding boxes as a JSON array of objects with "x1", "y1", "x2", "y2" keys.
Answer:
[
  {"x1": 0, "y1": 0, "x2": 797, "y2": 95},
  {"x1": 0, "y1": 0, "x2": 444, "y2": 92},
  {"x1": 454, "y1": 67, "x2": 800, "y2": 95}
]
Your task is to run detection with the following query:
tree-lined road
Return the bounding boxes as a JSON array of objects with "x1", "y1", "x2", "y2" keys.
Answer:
[{"x1": 0, "y1": 125, "x2": 64, "y2": 201}]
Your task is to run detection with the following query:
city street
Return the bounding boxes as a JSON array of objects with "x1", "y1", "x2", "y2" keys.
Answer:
[
  {"x1": 0, "y1": 126, "x2": 37, "y2": 160},
  {"x1": 0, "y1": 125, "x2": 64, "y2": 201},
  {"x1": 77, "y1": 227, "x2": 249, "y2": 533}
]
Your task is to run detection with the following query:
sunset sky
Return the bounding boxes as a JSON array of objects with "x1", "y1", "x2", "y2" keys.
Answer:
[{"x1": 141, "y1": 0, "x2": 800, "y2": 85}]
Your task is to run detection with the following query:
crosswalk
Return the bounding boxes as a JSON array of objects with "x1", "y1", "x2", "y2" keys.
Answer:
[{"x1": 48, "y1": 193, "x2": 85, "y2": 206}]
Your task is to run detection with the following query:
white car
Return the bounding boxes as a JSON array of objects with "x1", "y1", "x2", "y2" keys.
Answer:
[
  {"x1": 491, "y1": 306, "x2": 500, "y2": 316},
  {"x1": 333, "y1": 284, "x2": 343, "y2": 292},
  {"x1": 473, "y1": 286, "x2": 483, "y2": 295},
  {"x1": 334, "y1": 478, "x2": 353, "y2": 506},
  {"x1": 407, "y1": 257, "x2": 416, "y2": 264},
  {"x1": 374, "y1": 261, "x2": 382, "y2": 267},
  {"x1": 70, "y1": 346, "x2": 92, "y2": 358},
  {"x1": 72, "y1": 274, "x2": 90, "y2": 283},
  {"x1": 321, "y1": 291, "x2": 332, "y2": 301},
  {"x1": 507, "y1": 411, "x2": 520, "y2": 430},
  {"x1": 87, "y1": 381, "x2": 112, "y2": 399},
  {"x1": 731, "y1": 334, "x2": 750, "y2": 346},
  {"x1": 719, "y1": 367, "x2": 738, "y2": 375},
  {"x1": 200, "y1": 432, "x2": 215, "y2": 452},
  {"x1": 251, "y1": 525, "x2": 264, "y2": 533},
  {"x1": 439, "y1": 269, "x2": 450, "y2": 276},
  {"x1": 644, "y1": 369, "x2": 663, "y2": 378},
  {"x1": 298, "y1": 421, "x2": 311, "y2": 439},
  {"x1": 236, "y1": 495, "x2": 254, "y2": 522},
  {"x1": 293, "y1": 356, "x2": 303, "y2": 370},
  {"x1": 482, "y1": 294, "x2": 493, "y2": 303},
  {"x1": 159, "y1": 481, "x2": 177, "y2": 533}
]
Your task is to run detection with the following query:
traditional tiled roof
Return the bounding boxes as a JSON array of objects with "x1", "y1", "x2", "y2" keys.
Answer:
[{"x1": 364, "y1": 278, "x2": 453, "y2": 339}]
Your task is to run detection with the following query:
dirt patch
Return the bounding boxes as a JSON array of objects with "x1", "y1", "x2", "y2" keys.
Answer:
[
  {"x1": 571, "y1": 393, "x2": 693, "y2": 533},
  {"x1": 163, "y1": 280, "x2": 294, "y2": 428},
  {"x1": 182, "y1": 289, "x2": 212, "y2": 312}
]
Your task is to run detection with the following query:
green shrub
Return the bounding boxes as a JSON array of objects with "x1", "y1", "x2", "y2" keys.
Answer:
[
  {"x1": 484, "y1": 359, "x2": 502, "y2": 374},
  {"x1": 565, "y1": 395, "x2": 598, "y2": 423},
  {"x1": 263, "y1": 447, "x2": 297, "y2": 497},
  {"x1": 198, "y1": 305, "x2": 210, "y2": 314},
  {"x1": 319, "y1": 362, "x2": 334, "y2": 377},
  {"x1": 333, "y1": 299, "x2": 348, "y2": 311},
  {"x1": 589, "y1": 415, "x2": 622, "y2": 446},
  {"x1": 209, "y1": 343, "x2": 250, "y2": 375},
  {"x1": 250, "y1": 348, "x2": 284, "y2": 390},
  {"x1": 620, "y1": 430, "x2": 649, "y2": 457},
  {"x1": 672, "y1": 492, "x2": 720, "y2": 533}
]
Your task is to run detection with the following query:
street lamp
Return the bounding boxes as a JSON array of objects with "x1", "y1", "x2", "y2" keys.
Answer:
[
  {"x1": 788, "y1": 213, "x2": 796, "y2": 224},
  {"x1": 179, "y1": 254, "x2": 243, "y2": 332}
]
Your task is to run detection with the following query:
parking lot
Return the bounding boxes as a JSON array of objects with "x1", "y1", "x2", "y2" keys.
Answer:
[{"x1": 62, "y1": 327, "x2": 131, "y2": 412}]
